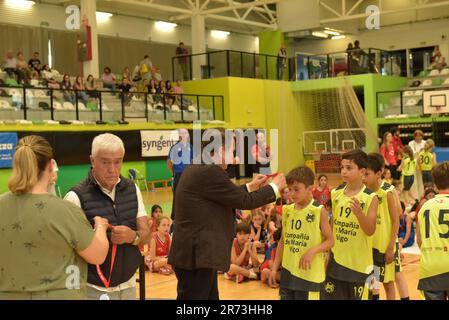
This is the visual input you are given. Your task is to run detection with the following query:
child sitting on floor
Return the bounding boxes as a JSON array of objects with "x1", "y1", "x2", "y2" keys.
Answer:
[
  {"x1": 145, "y1": 216, "x2": 173, "y2": 275},
  {"x1": 225, "y1": 222, "x2": 260, "y2": 283}
]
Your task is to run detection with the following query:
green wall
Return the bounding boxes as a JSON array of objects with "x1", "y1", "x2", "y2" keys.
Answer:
[{"x1": 258, "y1": 31, "x2": 285, "y2": 80}]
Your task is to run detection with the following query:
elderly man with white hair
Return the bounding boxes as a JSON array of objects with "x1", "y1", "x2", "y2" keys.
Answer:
[{"x1": 65, "y1": 133, "x2": 150, "y2": 300}]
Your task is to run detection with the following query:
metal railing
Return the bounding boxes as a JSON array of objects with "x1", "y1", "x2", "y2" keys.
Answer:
[
  {"x1": 172, "y1": 49, "x2": 294, "y2": 81},
  {"x1": 0, "y1": 85, "x2": 224, "y2": 122},
  {"x1": 297, "y1": 48, "x2": 399, "y2": 80},
  {"x1": 172, "y1": 48, "x2": 404, "y2": 82}
]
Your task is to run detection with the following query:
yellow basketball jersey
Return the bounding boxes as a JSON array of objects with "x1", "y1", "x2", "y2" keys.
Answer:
[
  {"x1": 331, "y1": 184, "x2": 375, "y2": 275},
  {"x1": 419, "y1": 151, "x2": 434, "y2": 171},
  {"x1": 402, "y1": 157, "x2": 416, "y2": 177},
  {"x1": 373, "y1": 181, "x2": 395, "y2": 254},
  {"x1": 418, "y1": 194, "x2": 449, "y2": 282},
  {"x1": 281, "y1": 200, "x2": 325, "y2": 285}
]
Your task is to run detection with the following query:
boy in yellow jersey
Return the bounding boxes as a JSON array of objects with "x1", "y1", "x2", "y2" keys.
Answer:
[
  {"x1": 323, "y1": 149, "x2": 378, "y2": 300},
  {"x1": 418, "y1": 139, "x2": 437, "y2": 185},
  {"x1": 365, "y1": 153, "x2": 403, "y2": 300},
  {"x1": 269, "y1": 166, "x2": 334, "y2": 300},
  {"x1": 416, "y1": 162, "x2": 449, "y2": 300}
]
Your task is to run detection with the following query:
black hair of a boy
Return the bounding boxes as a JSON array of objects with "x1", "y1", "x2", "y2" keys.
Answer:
[
  {"x1": 432, "y1": 162, "x2": 449, "y2": 190},
  {"x1": 367, "y1": 152, "x2": 385, "y2": 173},
  {"x1": 286, "y1": 165, "x2": 315, "y2": 187},
  {"x1": 342, "y1": 149, "x2": 369, "y2": 169},
  {"x1": 273, "y1": 228, "x2": 282, "y2": 242},
  {"x1": 236, "y1": 222, "x2": 251, "y2": 234}
]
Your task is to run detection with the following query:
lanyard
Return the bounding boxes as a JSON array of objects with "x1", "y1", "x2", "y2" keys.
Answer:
[{"x1": 96, "y1": 224, "x2": 117, "y2": 289}]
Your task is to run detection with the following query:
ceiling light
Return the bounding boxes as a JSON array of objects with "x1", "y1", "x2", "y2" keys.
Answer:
[
  {"x1": 5, "y1": 0, "x2": 35, "y2": 10},
  {"x1": 331, "y1": 35, "x2": 346, "y2": 40},
  {"x1": 211, "y1": 30, "x2": 230, "y2": 39},
  {"x1": 96, "y1": 11, "x2": 113, "y2": 23},
  {"x1": 155, "y1": 21, "x2": 178, "y2": 32},
  {"x1": 324, "y1": 30, "x2": 340, "y2": 36},
  {"x1": 312, "y1": 31, "x2": 329, "y2": 39}
]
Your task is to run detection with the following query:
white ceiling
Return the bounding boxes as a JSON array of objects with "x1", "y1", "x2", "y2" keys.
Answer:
[{"x1": 40, "y1": 0, "x2": 279, "y2": 35}]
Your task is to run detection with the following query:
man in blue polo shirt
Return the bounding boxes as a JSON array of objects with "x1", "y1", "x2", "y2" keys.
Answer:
[{"x1": 167, "y1": 129, "x2": 193, "y2": 224}]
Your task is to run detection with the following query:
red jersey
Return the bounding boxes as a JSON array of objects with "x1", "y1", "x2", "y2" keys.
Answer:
[
  {"x1": 150, "y1": 217, "x2": 157, "y2": 233},
  {"x1": 233, "y1": 238, "x2": 250, "y2": 267},
  {"x1": 312, "y1": 186, "x2": 331, "y2": 206},
  {"x1": 153, "y1": 232, "x2": 171, "y2": 257}
]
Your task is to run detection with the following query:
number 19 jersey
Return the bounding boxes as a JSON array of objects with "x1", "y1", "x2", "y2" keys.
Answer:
[
  {"x1": 329, "y1": 184, "x2": 376, "y2": 282},
  {"x1": 418, "y1": 194, "x2": 449, "y2": 291}
]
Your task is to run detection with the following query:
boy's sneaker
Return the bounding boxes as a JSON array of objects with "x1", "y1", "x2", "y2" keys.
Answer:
[{"x1": 224, "y1": 272, "x2": 233, "y2": 280}]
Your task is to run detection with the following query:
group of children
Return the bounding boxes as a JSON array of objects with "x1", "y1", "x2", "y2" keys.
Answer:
[{"x1": 230, "y1": 149, "x2": 449, "y2": 300}]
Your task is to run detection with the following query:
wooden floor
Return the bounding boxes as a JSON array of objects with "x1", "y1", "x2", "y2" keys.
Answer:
[{"x1": 139, "y1": 178, "x2": 423, "y2": 300}]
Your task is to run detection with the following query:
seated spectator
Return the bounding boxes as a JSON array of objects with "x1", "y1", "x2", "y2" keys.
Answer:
[
  {"x1": 157, "y1": 80, "x2": 168, "y2": 109},
  {"x1": 147, "y1": 79, "x2": 160, "y2": 104},
  {"x1": 148, "y1": 204, "x2": 163, "y2": 234},
  {"x1": 122, "y1": 67, "x2": 131, "y2": 82},
  {"x1": 28, "y1": 52, "x2": 41, "y2": 73},
  {"x1": 136, "y1": 78, "x2": 149, "y2": 99},
  {"x1": 250, "y1": 210, "x2": 268, "y2": 254},
  {"x1": 131, "y1": 64, "x2": 141, "y2": 82},
  {"x1": 47, "y1": 77, "x2": 60, "y2": 90},
  {"x1": 85, "y1": 74, "x2": 99, "y2": 98},
  {"x1": 72, "y1": 75, "x2": 90, "y2": 105},
  {"x1": 225, "y1": 222, "x2": 260, "y2": 283},
  {"x1": 144, "y1": 216, "x2": 173, "y2": 275},
  {"x1": 165, "y1": 80, "x2": 175, "y2": 107},
  {"x1": 398, "y1": 201, "x2": 415, "y2": 248},
  {"x1": 260, "y1": 228, "x2": 282, "y2": 287},
  {"x1": 118, "y1": 77, "x2": 133, "y2": 106},
  {"x1": 16, "y1": 51, "x2": 30, "y2": 84},
  {"x1": 41, "y1": 64, "x2": 52, "y2": 81},
  {"x1": 172, "y1": 80, "x2": 192, "y2": 108},
  {"x1": 267, "y1": 207, "x2": 282, "y2": 236},
  {"x1": 3, "y1": 50, "x2": 16, "y2": 78},
  {"x1": 60, "y1": 74, "x2": 75, "y2": 104},
  {"x1": 101, "y1": 67, "x2": 116, "y2": 92}
]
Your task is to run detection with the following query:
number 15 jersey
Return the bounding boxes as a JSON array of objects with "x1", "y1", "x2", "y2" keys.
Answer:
[{"x1": 418, "y1": 194, "x2": 449, "y2": 291}]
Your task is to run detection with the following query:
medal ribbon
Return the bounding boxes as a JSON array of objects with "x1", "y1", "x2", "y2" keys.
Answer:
[{"x1": 96, "y1": 224, "x2": 117, "y2": 289}]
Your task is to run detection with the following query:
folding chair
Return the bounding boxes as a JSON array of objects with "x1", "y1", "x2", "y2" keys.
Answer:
[{"x1": 129, "y1": 168, "x2": 149, "y2": 192}]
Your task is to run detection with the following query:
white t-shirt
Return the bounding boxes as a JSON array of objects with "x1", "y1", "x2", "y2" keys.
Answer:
[
  {"x1": 64, "y1": 178, "x2": 147, "y2": 293},
  {"x1": 408, "y1": 139, "x2": 426, "y2": 158}
]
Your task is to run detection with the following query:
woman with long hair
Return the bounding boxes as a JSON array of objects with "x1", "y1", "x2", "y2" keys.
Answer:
[{"x1": 0, "y1": 135, "x2": 109, "y2": 299}]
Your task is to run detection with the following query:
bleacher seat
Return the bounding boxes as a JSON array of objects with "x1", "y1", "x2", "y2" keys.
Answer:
[
  {"x1": 63, "y1": 102, "x2": 75, "y2": 110},
  {"x1": 188, "y1": 105, "x2": 197, "y2": 113},
  {"x1": 34, "y1": 90, "x2": 47, "y2": 98},
  {"x1": 8, "y1": 89, "x2": 22, "y2": 97},
  {"x1": 429, "y1": 69, "x2": 440, "y2": 76},
  {"x1": 171, "y1": 104, "x2": 181, "y2": 112},
  {"x1": 441, "y1": 68, "x2": 449, "y2": 75},
  {"x1": 78, "y1": 102, "x2": 88, "y2": 110},
  {"x1": 0, "y1": 100, "x2": 13, "y2": 109},
  {"x1": 53, "y1": 101, "x2": 63, "y2": 110}
]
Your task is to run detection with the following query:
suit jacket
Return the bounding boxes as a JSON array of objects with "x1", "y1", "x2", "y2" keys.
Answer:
[{"x1": 168, "y1": 164, "x2": 277, "y2": 272}]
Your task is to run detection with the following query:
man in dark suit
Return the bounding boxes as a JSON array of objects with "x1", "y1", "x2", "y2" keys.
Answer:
[{"x1": 168, "y1": 128, "x2": 286, "y2": 300}]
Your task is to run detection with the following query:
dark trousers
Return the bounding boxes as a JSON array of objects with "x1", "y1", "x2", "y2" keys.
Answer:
[
  {"x1": 170, "y1": 172, "x2": 183, "y2": 220},
  {"x1": 174, "y1": 267, "x2": 219, "y2": 300}
]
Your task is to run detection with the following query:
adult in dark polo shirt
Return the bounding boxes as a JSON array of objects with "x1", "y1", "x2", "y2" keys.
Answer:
[
  {"x1": 168, "y1": 128, "x2": 286, "y2": 300},
  {"x1": 65, "y1": 133, "x2": 151, "y2": 300}
]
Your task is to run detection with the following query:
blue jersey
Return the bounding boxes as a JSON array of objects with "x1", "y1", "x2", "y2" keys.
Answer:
[{"x1": 168, "y1": 141, "x2": 193, "y2": 174}]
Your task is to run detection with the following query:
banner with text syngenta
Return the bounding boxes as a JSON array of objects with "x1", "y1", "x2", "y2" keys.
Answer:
[{"x1": 141, "y1": 130, "x2": 179, "y2": 157}]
